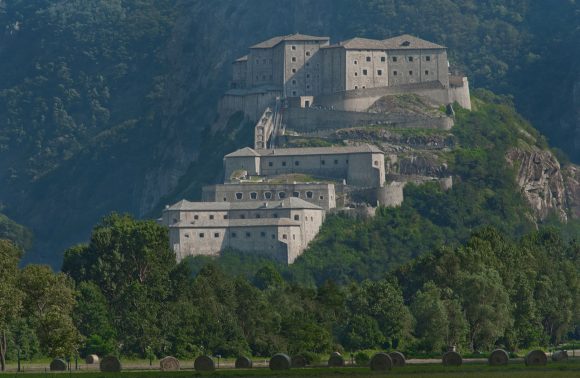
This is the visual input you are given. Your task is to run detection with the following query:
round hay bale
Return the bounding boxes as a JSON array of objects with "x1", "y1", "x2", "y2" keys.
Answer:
[
  {"x1": 525, "y1": 350, "x2": 547, "y2": 366},
  {"x1": 160, "y1": 356, "x2": 180, "y2": 371},
  {"x1": 85, "y1": 354, "x2": 99, "y2": 364},
  {"x1": 369, "y1": 352, "x2": 392, "y2": 371},
  {"x1": 194, "y1": 355, "x2": 215, "y2": 371},
  {"x1": 235, "y1": 356, "x2": 253, "y2": 369},
  {"x1": 269, "y1": 353, "x2": 291, "y2": 370},
  {"x1": 552, "y1": 350, "x2": 569, "y2": 362},
  {"x1": 100, "y1": 356, "x2": 122, "y2": 372},
  {"x1": 489, "y1": 349, "x2": 509, "y2": 366},
  {"x1": 442, "y1": 351, "x2": 462, "y2": 366},
  {"x1": 327, "y1": 351, "x2": 344, "y2": 367},
  {"x1": 291, "y1": 354, "x2": 308, "y2": 368},
  {"x1": 389, "y1": 351, "x2": 406, "y2": 367},
  {"x1": 50, "y1": 358, "x2": 67, "y2": 371}
]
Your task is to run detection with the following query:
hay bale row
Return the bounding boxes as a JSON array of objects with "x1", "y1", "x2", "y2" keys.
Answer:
[
  {"x1": 552, "y1": 350, "x2": 568, "y2": 362},
  {"x1": 370, "y1": 352, "x2": 392, "y2": 371},
  {"x1": 235, "y1": 356, "x2": 253, "y2": 368},
  {"x1": 327, "y1": 351, "x2": 344, "y2": 367},
  {"x1": 525, "y1": 350, "x2": 547, "y2": 366},
  {"x1": 100, "y1": 356, "x2": 122, "y2": 372},
  {"x1": 489, "y1": 349, "x2": 509, "y2": 366},
  {"x1": 194, "y1": 355, "x2": 215, "y2": 371},
  {"x1": 50, "y1": 358, "x2": 67, "y2": 371},
  {"x1": 160, "y1": 356, "x2": 180, "y2": 371},
  {"x1": 442, "y1": 351, "x2": 462, "y2": 366},
  {"x1": 269, "y1": 353, "x2": 291, "y2": 370}
]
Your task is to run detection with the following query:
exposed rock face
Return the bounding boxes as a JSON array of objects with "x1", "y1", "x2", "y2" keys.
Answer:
[
  {"x1": 563, "y1": 165, "x2": 580, "y2": 219},
  {"x1": 506, "y1": 148, "x2": 567, "y2": 222}
]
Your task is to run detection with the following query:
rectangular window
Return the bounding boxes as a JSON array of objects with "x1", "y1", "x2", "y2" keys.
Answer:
[
  {"x1": 232, "y1": 232, "x2": 237, "y2": 238},
  {"x1": 392, "y1": 57, "x2": 398, "y2": 62},
  {"x1": 199, "y1": 233, "x2": 205, "y2": 238},
  {"x1": 393, "y1": 70, "x2": 398, "y2": 76},
  {"x1": 408, "y1": 56, "x2": 414, "y2": 62},
  {"x1": 334, "y1": 159, "x2": 338, "y2": 164},
  {"x1": 306, "y1": 51, "x2": 311, "y2": 56},
  {"x1": 353, "y1": 60, "x2": 358, "y2": 65},
  {"x1": 291, "y1": 45, "x2": 296, "y2": 50},
  {"x1": 292, "y1": 57, "x2": 296, "y2": 62},
  {"x1": 294, "y1": 215, "x2": 300, "y2": 220},
  {"x1": 282, "y1": 161, "x2": 287, "y2": 167},
  {"x1": 366, "y1": 56, "x2": 371, "y2": 62},
  {"x1": 268, "y1": 161, "x2": 273, "y2": 167},
  {"x1": 377, "y1": 69, "x2": 383, "y2": 76},
  {"x1": 425, "y1": 70, "x2": 429, "y2": 75},
  {"x1": 292, "y1": 68, "x2": 296, "y2": 73},
  {"x1": 209, "y1": 215, "x2": 214, "y2": 220},
  {"x1": 283, "y1": 234, "x2": 287, "y2": 240},
  {"x1": 261, "y1": 232, "x2": 266, "y2": 237},
  {"x1": 306, "y1": 73, "x2": 310, "y2": 78},
  {"x1": 362, "y1": 69, "x2": 368, "y2": 76},
  {"x1": 295, "y1": 161, "x2": 300, "y2": 166},
  {"x1": 381, "y1": 56, "x2": 386, "y2": 62},
  {"x1": 426, "y1": 56, "x2": 431, "y2": 61},
  {"x1": 245, "y1": 232, "x2": 251, "y2": 238},
  {"x1": 409, "y1": 70, "x2": 413, "y2": 75},
  {"x1": 214, "y1": 232, "x2": 220, "y2": 238}
]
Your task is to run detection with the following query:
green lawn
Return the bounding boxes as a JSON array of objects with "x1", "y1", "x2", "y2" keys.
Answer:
[{"x1": 3, "y1": 361, "x2": 580, "y2": 378}]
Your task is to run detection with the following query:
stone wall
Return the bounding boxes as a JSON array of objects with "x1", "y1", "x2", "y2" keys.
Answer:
[
  {"x1": 219, "y1": 90, "x2": 280, "y2": 121},
  {"x1": 202, "y1": 183, "x2": 337, "y2": 210}
]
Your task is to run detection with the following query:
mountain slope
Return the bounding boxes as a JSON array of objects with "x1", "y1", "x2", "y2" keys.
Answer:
[{"x1": 0, "y1": 0, "x2": 578, "y2": 264}]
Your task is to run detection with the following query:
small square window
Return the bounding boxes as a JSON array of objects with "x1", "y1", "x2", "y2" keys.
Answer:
[
  {"x1": 295, "y1": 161, "x2": 300, "y2": 166},
  {"x1": 264, "y1": 192, "x2": 272, "y2": 199},
  {"x1": 250, "y1": 192, "x2": 258, "y2": 200},
  {"x1": 279, "y1": 192, "x2": 287, "y2": 199},
  {"x1": 240, "y1": 214, "x2": 246, "y2": 219},
  {"x1": 291, "y1": 45, "x2": 296, "y2": 50},
  {"x1": 306, "y1": 73, "x2": 310, "y2": 78},
  {"x1": 363, "y1": 69, "x2": 368, "y2": 76},
  {"x1": 409, "y1": 70, "x2": 413, "y2": 75},
  {"x1": 319, "y1": 195, "x2": 324, "y2": 200},
  {"x1": 307, "y1": 191, "x2": 314, "y2": 199},
  {"x1": 321, "y1": 160, "x2": 325, "y2": 165},
  {"x1": 214, "y1": 232, "x2": 220, "y2": 238},
  {"x1": 306, "y1": 85, "x2": 310, "y2": 90},
  {"x1": 194, "y1": 215, "x2": 199, "y2": 220},
  {"x1": 261, "y1": 232, "x2": 266, "y2": 237},
  {"x1": 293, "y1": 191, "x2": 300, "y2": 197},
  {"x1": 334, "y1": 159, "x2": 339, "y2": 164},
  {"x1": 393, "y1": 70, "x2": 398, "y2": 76},
  {"x1": 184, "y1": 233, "x2": 190, "y2": 238},
  {"x1": 354, "y1": 85, "x2": 358, "y2": 89},
  {"x1": 255, "y1": 214, "x2": 261, "y2": 218},
  {"x1": 374, "y1": 160, "x2": 379, "y2": 166},
  {"x1": 282, "y1": 161, "x2": 287, "y2": 167},
  {"x1": 392, "y1": 56, "x2": 398, "y2": 62},
  {"x1": 224, "y1": 214, "x2": 228, "y2": 219},
  {"x1": 425, "y1": 70, "x2": 429, "y2": 75},
  {"x1": 408, "y1": 56, "x2": 414, "y2": 62},
  {"x1": 283, "y1": 234, "x2": 287, "y2": 240},
  {"x1": 366, "y1": 56, "x2": 371, "y2": 62},
  {"x1": 209, "y1": 215, "x2": 214, "y2": 220},
  {"x1": 271, "y1": 234, "x2": 276, "y2": 239},
  {"x1": 354, "y1": 72, "x2": 358, "y2": 77},
  {"x1": 381, "y1": 56, "x2": 386, "y2": 62},
  {"x1": 235, "y1": 192, "x2": 243, "y2": 200},
  {"x1": 268, "y1": 161, "x2": 273, "y2": 167},
  {"x1": 294, "y1": 215, "x2": 300, "y2": 221},
  {"x1": 246, "y1": 232, "x2": 251, "y2": 238},
  {"x1": 292, "y1": 80, "x2": 297, "y2": 85},
  {"x1": 232, "y1": 232, "x2": 237, "y2": 238},
  {"x1": 306, "y1": 51, "x2": 311, "y2": 56},
  {"x1": 199, "y1": 233, "x2": 205, "y2": 238},
  {"x1": 292, "y1": 68, "x2": 296, "y2": 73},
  {"x1": 377, "y1": 69, "x2": 383, "y2": 76},
  {"x1": 353, "y1": 60, "x2": 358, "y2": 65},
  {"x1": 292, "y1": 91, "x2": 297, "y2": 96},
  {"x1": 292, "y1": 57, "x2": 296, "y2": 62},
  {"x1": 426, "y1": 56, "x2": 431, "y2": 61},
  {"x1": 273, "y1": 213, "x2": 278, "y2": 218}
]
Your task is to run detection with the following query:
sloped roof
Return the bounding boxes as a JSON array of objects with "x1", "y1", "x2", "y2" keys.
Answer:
[
  {"x1": 382, "y1": 34, "x2": 445, "y2": 50},
  {"x1": 256, "y1": 144, "x2": 383, "y2": 156},
  {"x1": 224, "y1": 147, "x2": 260, "y2": 158},
  {"x1": 165, "y1": 197, "x2": 323, "y2": 212},
  {"x1": 169, "y1": 218, "x2": 301, "y2": 228},
  {"x1": 251, "y1": 33, "x2": 330, "y2": 49},
  {"x1": 234, "y1": 55, "x2": 248, "y2": 63},
  {"x1": 323, "y1": 37, "x2": 387, "y2": 50}
]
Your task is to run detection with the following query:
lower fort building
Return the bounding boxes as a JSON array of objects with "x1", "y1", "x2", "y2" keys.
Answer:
[{"x1": 161, "y1": 198, "x2": 324, "y2": 263}]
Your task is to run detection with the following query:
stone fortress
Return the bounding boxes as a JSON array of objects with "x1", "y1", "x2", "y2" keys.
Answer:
[{"x1": 161, "y1": 33, "x2": 471, "y2": 264}]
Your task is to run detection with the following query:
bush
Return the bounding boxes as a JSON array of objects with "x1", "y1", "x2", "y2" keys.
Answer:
[{"x1": 355, "y1": 351, "x2": 370, "y2": 366}]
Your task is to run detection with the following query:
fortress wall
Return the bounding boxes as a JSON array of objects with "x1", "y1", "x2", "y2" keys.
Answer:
[
  {"x1": 285, "y1": 107, "x2": 453, "y2": 131},
  {"x1": 448, "y1": 77, "x2": 472, "y2": 110},
  {"x1": 220, "y1": 91, "x2": 280, "y2": 121}
]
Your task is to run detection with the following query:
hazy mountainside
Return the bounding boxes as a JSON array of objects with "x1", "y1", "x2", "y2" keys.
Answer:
[{"x1": 0, "y1": 0, "x2": 579, "y2": 264}]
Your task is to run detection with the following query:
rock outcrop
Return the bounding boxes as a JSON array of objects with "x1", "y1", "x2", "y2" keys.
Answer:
[
  {"x1": 563, "y1": 165, "x2": 580, "y2": 219},
  {"x1": 506, "y1": 147, "x2": 568, "y2": 222}
]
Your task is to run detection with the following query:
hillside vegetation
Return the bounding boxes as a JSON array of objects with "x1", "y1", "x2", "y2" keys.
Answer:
[{"x1": 0, "y1": 0, "x2": 579, "y2": 263}]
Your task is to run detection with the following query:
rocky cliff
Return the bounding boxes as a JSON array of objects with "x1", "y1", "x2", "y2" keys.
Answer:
[{"x1": 506, "y1": 147, "x2": 580, "y2": 222}]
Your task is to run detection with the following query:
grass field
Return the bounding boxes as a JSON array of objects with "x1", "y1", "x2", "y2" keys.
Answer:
[{"x1": 2, "y1": 360, "x2": 580, "y2": 378}]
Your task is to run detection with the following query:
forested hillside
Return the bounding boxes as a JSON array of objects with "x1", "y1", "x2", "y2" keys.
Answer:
[{"x1": 0, "y1": 0, "x2": 579, "y2": 264}]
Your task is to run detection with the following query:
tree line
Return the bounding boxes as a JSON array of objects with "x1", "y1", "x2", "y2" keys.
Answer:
[{"x1": 1, "y1": 213, "x2": 578, "y2": 368}]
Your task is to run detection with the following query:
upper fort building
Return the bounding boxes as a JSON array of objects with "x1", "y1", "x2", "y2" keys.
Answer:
[{"x1": 230, "y1": 33, "x2": 450, "y2": 98}]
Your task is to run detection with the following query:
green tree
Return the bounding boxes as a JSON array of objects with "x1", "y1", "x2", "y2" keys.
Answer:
[
  {"x1": 410, "y1": 282, "x2": 449, "y2": 352},
  {"x1": 0, "y1": 240, "x2": 23, "y2": 371}
]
